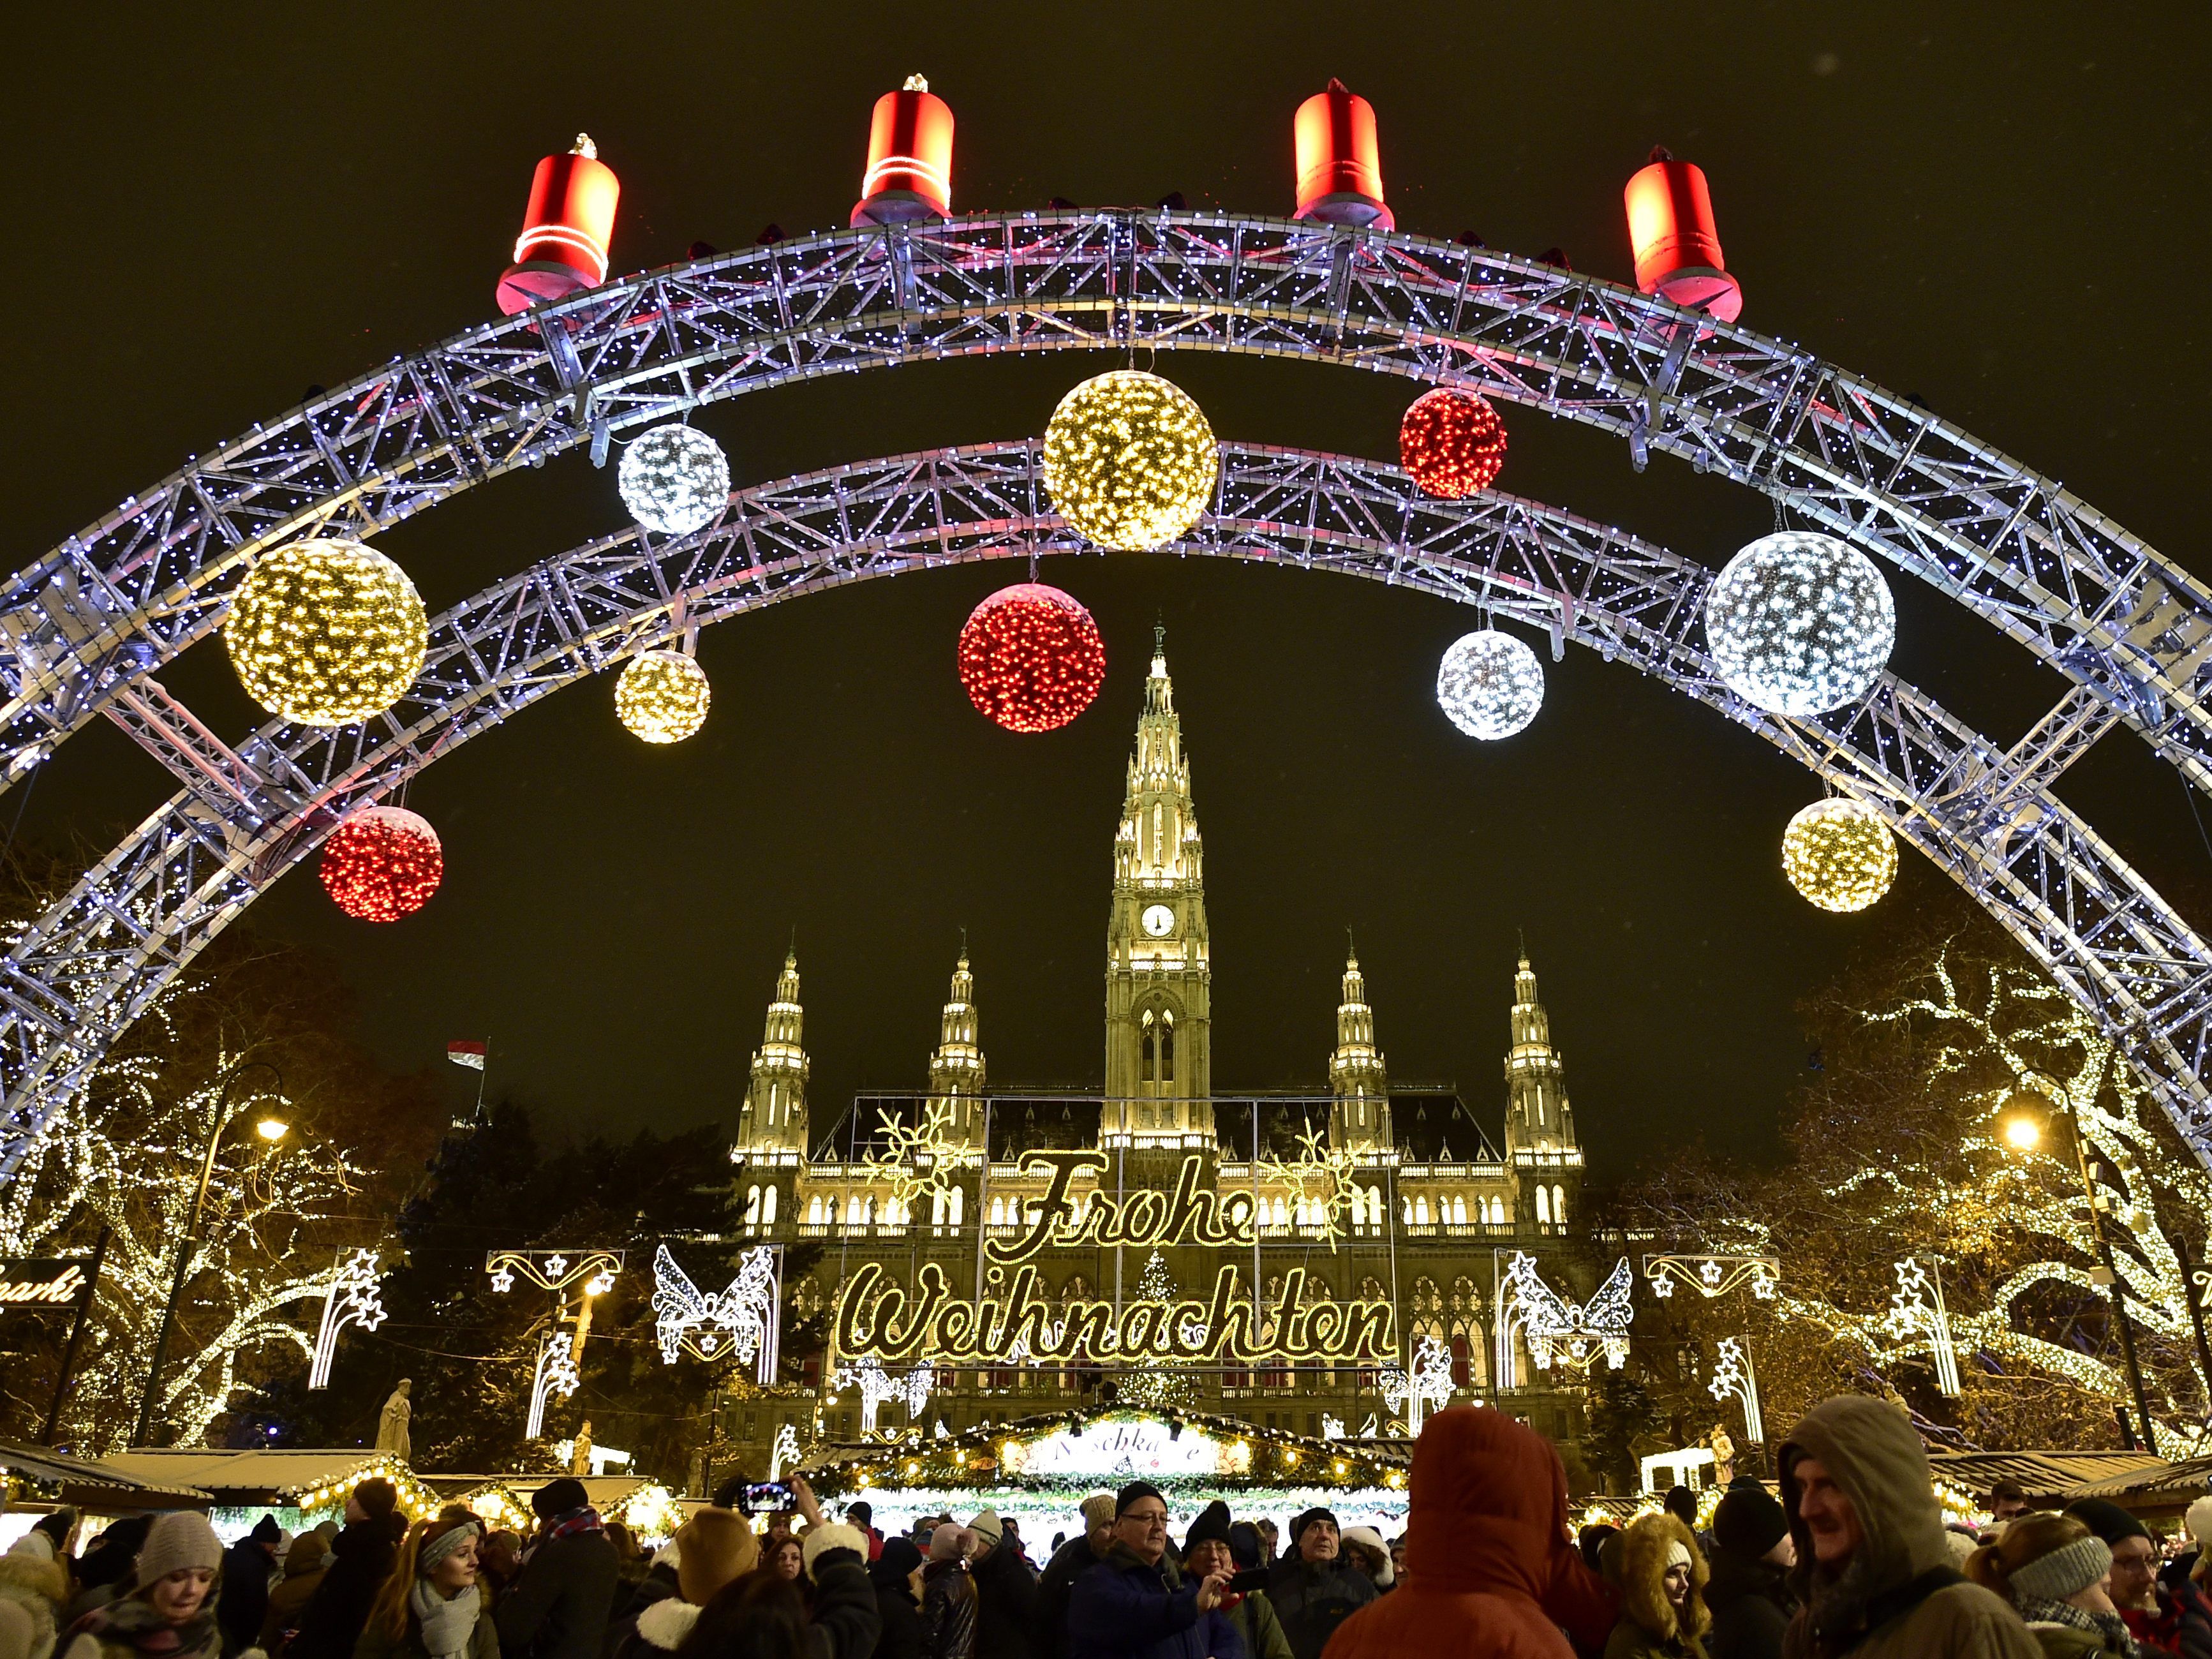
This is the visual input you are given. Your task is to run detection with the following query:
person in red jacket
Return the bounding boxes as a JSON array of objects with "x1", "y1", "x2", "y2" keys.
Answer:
[{"x1": 1321, "y1": 1406, "x2": 1618, "y2": 1659}]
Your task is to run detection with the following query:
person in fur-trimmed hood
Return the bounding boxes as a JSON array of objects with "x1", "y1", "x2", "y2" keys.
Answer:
[
  {"x1": 608, "y1": 1508, "x2": 759, "y2": 1659},
  {"x1": 0, "y1": 1531, "x2": 71, "y2": 1659},
  {"x1": 1605, "y1": 1514, "x2": 1711, "y2": 1659}
]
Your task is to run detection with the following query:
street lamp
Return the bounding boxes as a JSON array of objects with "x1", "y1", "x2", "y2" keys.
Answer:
[
  {"x1": 132, "y1": 1059, "x2": 287, "y2": 1447},
  {"x1": 1998, "y1": 1083, "x2": 2160, "y2": 1455}
]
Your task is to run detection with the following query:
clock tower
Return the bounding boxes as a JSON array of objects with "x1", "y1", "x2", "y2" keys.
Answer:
[{"x1": 1104, "y1": 627, "x2": 1212, "y2": 1138}]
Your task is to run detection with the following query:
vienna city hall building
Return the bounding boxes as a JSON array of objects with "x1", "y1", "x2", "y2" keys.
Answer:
[{"x1": 726, "y1": 636, "x2": 1601, "y2": 1462}]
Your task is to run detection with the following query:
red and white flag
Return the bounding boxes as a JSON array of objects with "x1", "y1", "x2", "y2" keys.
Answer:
[{"x1": 447, "y1": 1040, "x2": 487, "y2": 1071}]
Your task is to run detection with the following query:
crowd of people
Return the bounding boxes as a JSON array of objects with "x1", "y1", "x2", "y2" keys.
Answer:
[{"x1": 8, "y1": 1397, "x2": 2212, "y2": 1659}]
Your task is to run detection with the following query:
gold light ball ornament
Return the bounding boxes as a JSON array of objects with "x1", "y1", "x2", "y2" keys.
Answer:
[
  {"x1": 223, "y1": 538, "x2": 429, "y2": 726},
  {"x1": 1782, "y1": 796, "x2": 1897, "y2": 912},
  {"x1": 615, "y1": 649, "x2": 710, "y2": 743},
  {"x1": 1042, "y1": 370, "x2": 1219, "y2": 551}
]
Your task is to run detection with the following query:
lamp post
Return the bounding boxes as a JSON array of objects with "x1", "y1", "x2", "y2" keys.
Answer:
[
  {"x1": 2002, "y1": 1090, "x2": 2160, "y2": 1455},
  {"x1": 131, "y1": 1059, "x2": 286, "y2": 1447}
]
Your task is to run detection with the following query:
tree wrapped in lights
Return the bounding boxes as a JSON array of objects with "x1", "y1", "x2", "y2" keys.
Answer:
[
  {"x1": 618, "y1": 425, "x2": 731, "y2": 535},
  {"x1": 1043, "y1": 371, "x2": 1219, "y2": 551},
  {"x1": 223, "y1": 539, "x2": 429, "y2": 726},
  {"x1": 1399, "y1": 388, "x2": 1507, "y2": 499},
  {"x1": 615, "y1": 650, "x2": 711, "y2": 743},
  {"x1": 956, "y1": 584, "x2": 1107, "y2": 732},
  {"x1": 320, "y1": 805, "x2": 443, "y2": 921},
  {"x1": 1783, "y1": 798, "x2": 1897, "y2": 912},
  {"x1": 1435, "y1": 630, "x2": 1545, "y2": 740},
  {"x1": 1120, "y1": 1251, "x2": 1203, "y2": 1410},
  {"x1": 1705, "y1": 532, "x2": 1895, "y2": 716},
  {"x1": 1622, "y1": 896, "x2": 2212, "y2": 1451}
]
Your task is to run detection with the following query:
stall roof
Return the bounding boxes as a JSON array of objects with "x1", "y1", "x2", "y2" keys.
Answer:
[
  {"x1": 94, "y1": 1449, "x2": 402, "y2": 1501},
  {"x1": 1924, "y1": 1450, "x2": 2170, "y2": 1505},
  {"x1": 0, "y1": 1440, "x2": 211, "y2": 1506}
]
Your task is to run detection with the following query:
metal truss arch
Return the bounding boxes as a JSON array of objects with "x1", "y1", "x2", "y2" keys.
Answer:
[
  {"x1": 0, "y1": 442, "x2": 2204, "y2": 1193},
  {"x1": 6, "y1": 212, "x2": 2208, "y2": 798}
]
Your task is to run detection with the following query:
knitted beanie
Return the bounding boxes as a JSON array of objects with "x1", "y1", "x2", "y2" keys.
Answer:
[
  {"x1": 135, "y1": 1512, "x2": 223, "y2": 1586},
  {"x1": 2188, "y1": 1495, "x2": 2212, "y2": 1548},
  {"x1": 801, "y1": 1522, "x2": 868, "y2": 1579},
  {"x1": 353, "y1": 1479, "x2": 398, "y2": 1521},
  {"x1": 1079, "y1": 1494, "x2": 1117, "y2": 1530},
  {"x1": 1116, "y1": 1482, "x2": 1164, "y2": 1518},
  {"x1": 1712, "y1": 1487, "x2": 1790, "y2": 1559},
  {"x1": 674, "y1": 1508, "x2": 759, "y2": 1604},
  {"x1": 968, "y1": 1509, "x2": 1003, "y2": 1548},
  {"x1": 928, "y1": 1524, "x2": 975, "y2": 1562},
  {"x1": 2064, "y1": 1498, "x2": 2152, "y2": 1548},
  {"x1": 2008, "y1": 1534, "x2": 2114, "y2": 1603}
]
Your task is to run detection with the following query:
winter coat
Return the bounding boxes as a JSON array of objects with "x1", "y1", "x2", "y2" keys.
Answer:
[
  {"x1": 606, "y1": 1594, "x2": 692, "y2": 1659},
  {"x1": 1032, "y1": 1539, "x2": 1102, "y2": 1659},
  {"x1": 221, "y1": 1543, "x2": 277, "y2": 1658},
  {"x1": 352, "y1": 1601, "x2": 499, "y2": 1659},
  {"x1": 1064, "y1": 1545, "x2": 1242, "y2": 1659},
  {"x1": 866, "y1": 1559, "x2": 924, "y2": 1659},
  {"x1": 1321, "y1": 1406, "x2": 1620, "y2": 1659},
  {"x1": 805, "y1": 1558, "x2": 882, "y2": 1659},
  {"x1": 1778, "y1": 1396, "x2": 2041, "y2": 1659},
  {"x1": 971, "y1": 1547, "x2": 1036, "y2": 1659},
  {"x1": 493, "y1": 1532, "x2": 618, "y2": 1659},
  {"x1": 1226, "y1": 1593, "x2": 1290, "y2": 1659},
  {"x1": 0, "y1": 1548, "x2": 69, "y2": 1659},
  {"x1": 1265, "y1": 1558, "x2": 1369, "y2": 1659},
  {"x1": 2019, "y1": 1625, "x2": 2132, "y2": 1659},
  {"x1": 292, "y1": 1520, "x2": 406, "y2": 1659},
  {"x1": 260, "y1": 1565, "x2": 329, "y2": 1658},
  {"x1": 1705, "y1": 1550, "x2": 1793, "y2": 1659},
  {"x1": 1604, "y1": 1514, "x2": 1711, "y2": 1659},
  {"x1": 2123, "y1": 1577, "x2": 2212, "y2": 1659},
  {"x1": 58, "y1": 1596, "x2": 239, "y2": 1659},
  {"x1": 919, "y1": 1563, "x2": 977, "y2": 1659}
]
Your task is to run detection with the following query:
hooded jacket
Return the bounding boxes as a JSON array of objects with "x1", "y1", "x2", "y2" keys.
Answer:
[
  {"x1": 1705, "y1": 1547, "x2": 1794, "y2": 1659},
  {"x1": 1065, "y1": 1544, "x2": 1241, "y2": 1659},
  {"x1": 868, "y1": 1551, "x2": 925, "y2": 1659},
  {"x1": 1604, "y1": 1514, "x2": 1710, "y2": 1659},
  {"x1": 1778, "y1": 1397, "x2": 2040, "y2": 1659},
  {"x1": 1321, "y1": 1406, "x2": 1619, "y2": 1659}
]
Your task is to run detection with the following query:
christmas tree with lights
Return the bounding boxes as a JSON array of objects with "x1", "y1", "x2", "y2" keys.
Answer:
[{"x1": 1120, "y1": 1250, "x2": 1203, "y2": 1410}]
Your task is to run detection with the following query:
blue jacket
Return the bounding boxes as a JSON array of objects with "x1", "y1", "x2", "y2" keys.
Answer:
[{"x1": 1065, "y1": 1548, "x2": 1243, "y2": 1659}]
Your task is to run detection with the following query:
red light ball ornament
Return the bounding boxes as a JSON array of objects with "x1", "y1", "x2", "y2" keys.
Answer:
[
  {"x1": 956, "y1": 583, "x2": 1107, "y2": 733},
  {"x1": 1399, "y1": 388, "x2": 1508, "y2": 499},
  {"x1": 318, "y1": 805, "x2": 443, "y2": 922}
]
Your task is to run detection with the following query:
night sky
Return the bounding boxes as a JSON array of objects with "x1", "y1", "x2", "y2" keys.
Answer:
[{"x1": 10, "y1": 6, "x2": 2208, "y2": 1180}]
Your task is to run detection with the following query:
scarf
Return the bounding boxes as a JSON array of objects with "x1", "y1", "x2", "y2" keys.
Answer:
[
  {"x1": 2015, "y1": 1592, "x2": 2141, "y2": 1655},
  {"x1": 73, "y1": 1595, "x2": 221, "y2": 1659},
  {"x1": 545, "y1": 1508, "x2": 604, "y2": 1543},
  {"x1": 409, "y1": 1579, "x2": 481, "y2": 1659}
]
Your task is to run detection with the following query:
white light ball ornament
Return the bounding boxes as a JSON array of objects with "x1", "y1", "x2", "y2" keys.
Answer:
[
  {"x1": 1707, "y1": 532, "x2": 1896, "y2": 715},
  {"x1": 1436, "y1": 630, "x2": 1545, "y2": 740},
  {"x1": 618, "y1": 425, "x2": 731, "y2": 535}
]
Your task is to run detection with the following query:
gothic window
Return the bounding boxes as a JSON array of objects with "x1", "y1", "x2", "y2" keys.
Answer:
[
  {"x1": 947, "y1": 1187, "x2": 964, "y2": 1227},
  {"x1": 1367, "y1": 1185, "x2": 1384, "y2": 1231},
  {"x1": 932, "y1": 1189, "x2": 946, "y2": 1228},
  {"x1": 1449, "y1": 1330, "x2": 1473, "y2": 1389},
  {"x1": 1552, "y1": 1184, "x2": 1567, "y2": 1224},
  {"x1": 1413, "y1": 1276, "x2": 1441, "y2": 1314},
  {"x1": 1141, "y1": 1014, "x2": 1155, "y2": 1084},
  {"x1": 762, "y1": 1186, "x2": 778, "y2": 1225},
  {"x1": 989, "y1": 1196, "x2": 1005, "y2": 1226},
  {"x1": 1272, "y1": 1196, "x2": 1289, "y2": 1228},
  {"x1": 1161, "y1": 1016, "x2": 1175, "y2": 1082},
  {"x1": 806, "y1": 1194, "x2": 824, "y2": 1226},
  {"x1": 1415, "y1": 1196, "x2": 1432, "y2": 1226},
  {"x1": 1536, "y1": 1186, "x2": 1552, "y2": 1224},
  {"x1": 1455, "y1": 1276, "x2": 1478, "y2": 1313},
  {"x1": 1451, "y1": 1196, "x2": 1468, "y2": 1226},
  {"x1": 1489, "y1": 1195, "x2": 1506, "y2": 1224},
  {"x1": 744, "y1": 1185, "x2": 761, "y2": 1228}
]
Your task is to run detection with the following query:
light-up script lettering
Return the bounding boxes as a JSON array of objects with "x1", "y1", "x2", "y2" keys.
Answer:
[{"x1": 986, "y1": 1152, "x2": 1253, "y2": 1264}]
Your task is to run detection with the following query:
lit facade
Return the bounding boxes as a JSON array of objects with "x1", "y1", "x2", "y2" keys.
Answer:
[{"x1": 727, "y1": 636, "x2": 1599, "y2": 1462}]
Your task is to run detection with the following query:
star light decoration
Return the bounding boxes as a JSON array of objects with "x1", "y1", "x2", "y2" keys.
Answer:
[
  {"x1": 618, "y1": 424, "x2": 731, "y2": 535},
  {"x1": 1885, "y1": 1256, "x2": 1963, "y2": 1397},
  {"x1": 223, "y1": 538, "x2": 429, "y2": 725},
  {"x1": 1399, "y1": 387, "x2": 1508, "y2": 499},
  {"x1": 318, "y1": 806, "x2": 443, "y2": 921},
  {"x1": 1705, "y1": 532, "x2": 1896, "y2": 716},
  {"x1": 1783, "y1": 798, "x2": 1899, "y2": 912},
  {"x1": 769, "y1": 1422, "x2": 803, "y2": 1480},
  {"x1": 614, "y1": 649, "x2": 711, "y2": 743},
  {"x1": 527, "y1": 1329, "x2": 581, "y2": 1440},
  {"x1": 308, "y1": 1248, "x2": 387, "y2": 1390},
  {"x1": 1642, "y1": 1254, "x2": 1781, "y2": 1302},
  {"x1": 1707, "y1": 1336, "x2": 1765, "y2": 1443},
  {"x1": 1042, "y1": 370, "x2": 1219, "y2": 551},
  {"x1": 1504, "y1": 1253, "x2": 1634, "y2": 1372},
  {"x1": 1436, "y1": 629, "x2": 1546, "y2": 740},
  {"x1": 956, "y1": 583, "x2": 1108, "y2": 732}
]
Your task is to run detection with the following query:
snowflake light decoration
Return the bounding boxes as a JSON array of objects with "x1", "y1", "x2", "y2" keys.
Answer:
[
  {"x1": 1261, "y1": 1126, "x2": 1360, "y2": 1250},
  {"x1": 1436, "y1": 630, "x2": 1545, "y2": 740},
  {"x1": 1043, "y1": 371, "x2": 1219, "y2": 551},
  {"x1": 1706, "y1": 532, "x2": 1895, "y2": 716},
  {"x1": 1783, "y1": 797, "x2": 1898, "y2": 912},
  {"x1": 618, "y1": 424, "x2": 731, "y2": 535},
  {"x1": 223, "y1": 538, "x2": 428, "y2": 726}
]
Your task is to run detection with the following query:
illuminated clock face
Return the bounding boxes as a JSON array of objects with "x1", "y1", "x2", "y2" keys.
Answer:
[{"x1": 1141, "y1": 904, "x2": 1176, "y2": 938}]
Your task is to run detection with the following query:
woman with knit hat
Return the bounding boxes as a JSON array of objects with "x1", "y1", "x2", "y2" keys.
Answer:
[
  {"x1": 1180, "y1": 1504, "x2": 1288, "y2": 1659},
  {"x1": 355, "y1": 1517, "x2": 495, "y2": 1659},
  {"x1": 1966, "y1": 1514, "x2": 2143, "y2": 1656},
  {"x1": 609, "y1": 1510, "x2": 758, "y2": 1659},
  {"x1": 1703, "y1": 1487, "x2": 1793, "y2": 1659},
  {"x1": 917, "y1": 1527, "x2": 976, "y2": 1659},
  {"x1": 1604, "y1": 1513, "x2": 1710, "y2": 1659},
  {"x1": 59, "y1": 1514, "x2": 231, "y2": 1659}
]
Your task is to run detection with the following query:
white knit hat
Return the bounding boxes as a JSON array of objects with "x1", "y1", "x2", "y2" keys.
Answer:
[
  {"x1": 2187, "y1": 1495, "x2": 2212, "y2": 1548},
  {"x1": 135, "y1": 1512, "x2": 223, "y2": 1587}
]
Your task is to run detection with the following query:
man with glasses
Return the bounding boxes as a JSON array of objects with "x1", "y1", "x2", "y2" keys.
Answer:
[
  {"x1": 1065, "y1": 1482, "x2": 1238, "y2": 1658},
  {"x1": 2065, "y1": 1498, "x2": 2212, "y2": 1657}
]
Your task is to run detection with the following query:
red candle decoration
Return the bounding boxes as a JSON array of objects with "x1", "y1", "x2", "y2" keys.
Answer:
[
  {"x1": 319, "y1": 805, "x2": 444, "y2": 921},
  {"x1": 1399, "y1": 388, "x2": 1508, "y2": 500},
  {"x1": 956, "y1": 583, "x2": 1107, "y2": 733}
]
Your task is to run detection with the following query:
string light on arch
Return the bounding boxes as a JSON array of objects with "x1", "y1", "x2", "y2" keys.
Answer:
[
  {"x1": 1782, "y1": 796, "x2": 1898, "y2": 912},
  {"x1": 1435, "y1": 629, "x2": 1545, "y2": 740},
  {"x1": 956, "y1": 583, "x2": 1106, "y2": 733},
  {"x1": 1042, "y1": 371, "x2": 1219, "y2": 551},
  {"x1": 1706, "y1": 532, "x2": 1896, "y2": 715},
  {"x1": 319, "y1": 805, "x2": 443, "y2": 921},
  {"x1": 618, "y1": 424, "x2": 731, "y2": 535},
  {"x1": 615, "y1": 649, "x2": 711, "y2": 743},
  {"x1": 223, "y1": 539, "x2": 428, "y2": 726},
  {"x1": 1399, "y1": 387, "x2": 1508, "y2": 499}
]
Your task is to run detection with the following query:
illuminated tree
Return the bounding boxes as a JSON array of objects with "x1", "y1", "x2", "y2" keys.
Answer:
[{"x1": 1119, "y1": 1251, "x2": 1203, "y2": 1410}]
